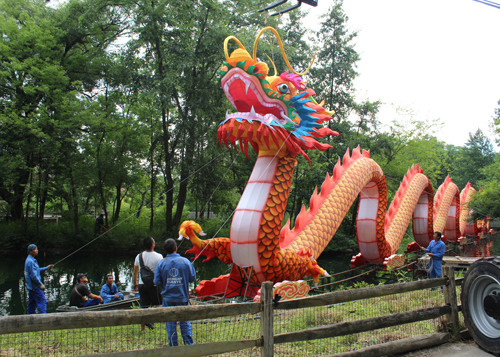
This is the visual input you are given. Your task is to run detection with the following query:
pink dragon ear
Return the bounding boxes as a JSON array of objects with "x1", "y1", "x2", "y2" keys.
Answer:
[{"x1": 280, "y1": 69, "x2": 307, "y2": 91}]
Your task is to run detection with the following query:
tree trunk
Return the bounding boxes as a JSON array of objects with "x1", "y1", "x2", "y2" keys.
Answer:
[
  {"x1": 136, "y1": 189, "x2": 148, "y2": 218},
  {"x1": 174, "y1": 153, "x2": 189, "y2": 229},
  {"x1": 0, "y1": 174, "x2": 28, "y2": 221},
  {"x1": 113, "y1": 182, "x2": 124, "y2": 223},
  {"x1": 39, "y1": 170, "x2": 49, "y2": 219},
  {"x1": 83, "y1": 196, "x2": 90, "y2": 214},
  {"x1": 36, "y1": 169, "x2": 40, "y2": 239},
  {"x1": 149, "y1": 175, "x2": 155, "y2": 231},
  {"x1": 25, "y1": 169, "x2": 33, "y2": 231},
  {"x1": 128, "y1": 196, "x2": 134, "y2": 214},
  {"x1": 96, "y1": 132, "x2": 108, "y2": 226},
  {"x1": 162, "y1": 107, "x2": 174, "y2": 230},
  {"x1": 69, "y1": 167, "x2": 80, "y2": 236}
]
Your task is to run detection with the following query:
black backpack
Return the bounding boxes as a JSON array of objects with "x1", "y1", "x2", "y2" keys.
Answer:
[{"x1": 139, "y1": 253, "x2": 155, "y2": 288}]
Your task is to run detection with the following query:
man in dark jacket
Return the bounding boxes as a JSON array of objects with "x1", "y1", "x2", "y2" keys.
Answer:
[
  {"x1": 154, "y1": 239, "x2": 196, "y2": 346},
  {"x1": 70, "y1": 273, "x2": 103, "y2": 308}
]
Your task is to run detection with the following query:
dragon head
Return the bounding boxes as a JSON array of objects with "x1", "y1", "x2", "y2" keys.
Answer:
[{"x1": 217, "y1": 27, "x2": 339, "y2": 163}]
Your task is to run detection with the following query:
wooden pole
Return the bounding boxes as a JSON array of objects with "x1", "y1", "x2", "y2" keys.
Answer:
[
  {"x1": 260, "y1": 281, "x2": 274, "y2": 357},
  {"x1": 442, "y1": 266, "x2": 460, "y2": 339}
]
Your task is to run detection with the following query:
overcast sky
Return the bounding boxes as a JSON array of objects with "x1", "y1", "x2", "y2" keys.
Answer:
[{"x1": 303, "y1": 0, "x2": 500, "y2": 147}]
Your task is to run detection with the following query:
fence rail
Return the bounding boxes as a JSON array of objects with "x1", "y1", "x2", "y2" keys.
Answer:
[
  {"x1": 0, "y1": 302, "x2": 261, "y2": 334},
  {"x1": 0, "y1": 268, "x2": 459, "y2": 357}
]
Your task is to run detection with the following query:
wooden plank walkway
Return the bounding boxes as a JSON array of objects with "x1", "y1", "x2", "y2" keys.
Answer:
[{"x1": 418, "y1": 256, "x2": 481, "y2": 269}]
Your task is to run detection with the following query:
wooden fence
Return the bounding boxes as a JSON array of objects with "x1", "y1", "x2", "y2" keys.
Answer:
[{"x1": 0, "y1": 267, "x2": 460, "y2": 357}]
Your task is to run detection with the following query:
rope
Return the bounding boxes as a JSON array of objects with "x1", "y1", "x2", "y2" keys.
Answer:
[{"x1": 312, "y1": 268, "x2": 378, "y2": 290}]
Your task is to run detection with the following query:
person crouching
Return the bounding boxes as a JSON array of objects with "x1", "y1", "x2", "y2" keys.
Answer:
[{"x1": 100, "y1": 273, "x2": 124, "y2": 304}]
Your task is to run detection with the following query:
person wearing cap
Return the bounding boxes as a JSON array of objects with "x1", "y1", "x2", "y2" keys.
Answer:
[
  {"x1": 154, "y1": 238, "x2": 196, "y2": 346},
  {"x1": 69, "y1": 273, "x2": 103, "y2": 308},
  {"x1": 421, "y1": 232, "x2": 446, "y2": 290},
  {"x1": 24, "y1": 244, "x2": 53, "y2": 314},
  {"x1": 100, "y1": 274, "x2": 124, "y2": 304}
]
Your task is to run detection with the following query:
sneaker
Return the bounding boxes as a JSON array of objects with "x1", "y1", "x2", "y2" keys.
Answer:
[{"x1": 145, "y1": 323, "x2": 154, "y2": 330}]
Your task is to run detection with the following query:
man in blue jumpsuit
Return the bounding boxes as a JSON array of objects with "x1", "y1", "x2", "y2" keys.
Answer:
[
  {"x1": 24, "y1": 244, "x2": 54, "y2": 314},
  {"x1": 422, "y1": 232, "x2": 446, "y2": 290},
  {"x1": 100, "y1": 274, "x2": 124, "y2": 304},
  {"x1": 154, "y1": 239, "x2": 196, "y2": 346}
]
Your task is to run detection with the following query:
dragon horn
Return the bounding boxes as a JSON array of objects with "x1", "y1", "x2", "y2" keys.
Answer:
[
  {"x1": 264, "y1": 53, "x2": 277, "y2": 77},
  {"x1": 252, "y1": 26, "x2": 315, "y2": 76},
  {"x1": 199, "y1": 231, "x2": 206, "y2": 236},
  {"x1": 224, "y1": 36, "x2": 248, "y2": 63}
]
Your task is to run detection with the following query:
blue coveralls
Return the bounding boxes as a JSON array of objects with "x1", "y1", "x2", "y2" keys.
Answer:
[
  {"x1": 426, "y1": 239, "x2": 446, "y2": 280},
  {"x1": 24, "y1": 255, "x2": 48, "y2": 314},
  {"x1": 100, "y1": 283, "x2": 124, "y2": 304},
  {"x1": 154, "y1": 253, "x2": 196, "y2": 346}
]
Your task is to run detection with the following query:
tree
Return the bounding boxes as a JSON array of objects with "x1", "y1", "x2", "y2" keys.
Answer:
[
  {"x1": 309, "y1": 0, "x2": 359, "y2": 122},
  {"x1": 0, "y1": 0, "x2": 130, "y2": 223},
  {"x1": 468, "y1": 101, "x2": 500, "y2": 219},
  {"x1": 447, "y1": 129, "x2": 495, "y2": 189}
]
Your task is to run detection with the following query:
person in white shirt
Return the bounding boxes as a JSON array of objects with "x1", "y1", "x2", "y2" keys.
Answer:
[{"x1": 132, "y1": 236, "x2": 163, "y2": 330}]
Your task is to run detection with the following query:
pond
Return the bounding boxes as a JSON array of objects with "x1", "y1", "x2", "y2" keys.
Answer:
[{"x1": 0, "y1": 250, "x2": 352, "y2": 316}]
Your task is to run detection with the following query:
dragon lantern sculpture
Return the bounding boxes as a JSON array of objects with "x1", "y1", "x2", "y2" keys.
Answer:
[{"x1": 178, "y1": 27, "x2": 479, "y2": 299}]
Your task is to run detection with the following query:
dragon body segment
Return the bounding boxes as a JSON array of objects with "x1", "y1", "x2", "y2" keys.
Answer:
[
  {"x1": 433, "y1": 176, "x2": 461, "y2": 242},
  {"x1": 179, "y1": 28, "x2": 478, "y2": 298},
  {"x1": 460, "y1": 183, "x2": 479, "y2": 236}
]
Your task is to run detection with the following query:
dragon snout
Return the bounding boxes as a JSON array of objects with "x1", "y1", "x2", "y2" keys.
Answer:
[{"x1": 178, "y1": 234, "x2": 186, "y2": 241}]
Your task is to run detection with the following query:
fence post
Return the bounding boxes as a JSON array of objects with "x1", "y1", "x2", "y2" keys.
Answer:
[
  {"x1": 442, "y1": 266, "x2": 459, "y2": 339},
  {"x1": 260, "y1": 281, "x2": 274, "y2": 357}
]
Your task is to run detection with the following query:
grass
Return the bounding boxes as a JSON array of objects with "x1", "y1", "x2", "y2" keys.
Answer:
[{"x1": 0, "y1": 282, "x2": 460, "y2": 357}]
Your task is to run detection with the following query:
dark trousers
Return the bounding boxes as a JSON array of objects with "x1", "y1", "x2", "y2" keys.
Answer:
[
  {"x1": 27, "y1": 286, "x2": 47, "y2": 314},
  {"x1": 82, "y1": 298, "x2": 102, "y2": 308},
  {"x1": 138, "y1": 284, "x2": 161, "y2": 308}
]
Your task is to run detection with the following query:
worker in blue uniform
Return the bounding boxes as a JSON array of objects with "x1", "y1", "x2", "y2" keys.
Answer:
[
  {"x1": 24, "y1": 244, "x2": 54, "y2": 314},
  {"x1": 100, "y1": 274, "x2": 124, "y2": 304},
  {"x1": 422, "y1": 231, "x2": 446, "y2": 290}
]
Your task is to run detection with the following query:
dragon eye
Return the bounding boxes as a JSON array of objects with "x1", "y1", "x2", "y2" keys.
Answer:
[{"x1": 277, "y1": 83, "x2": 290, "y2": 94}]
